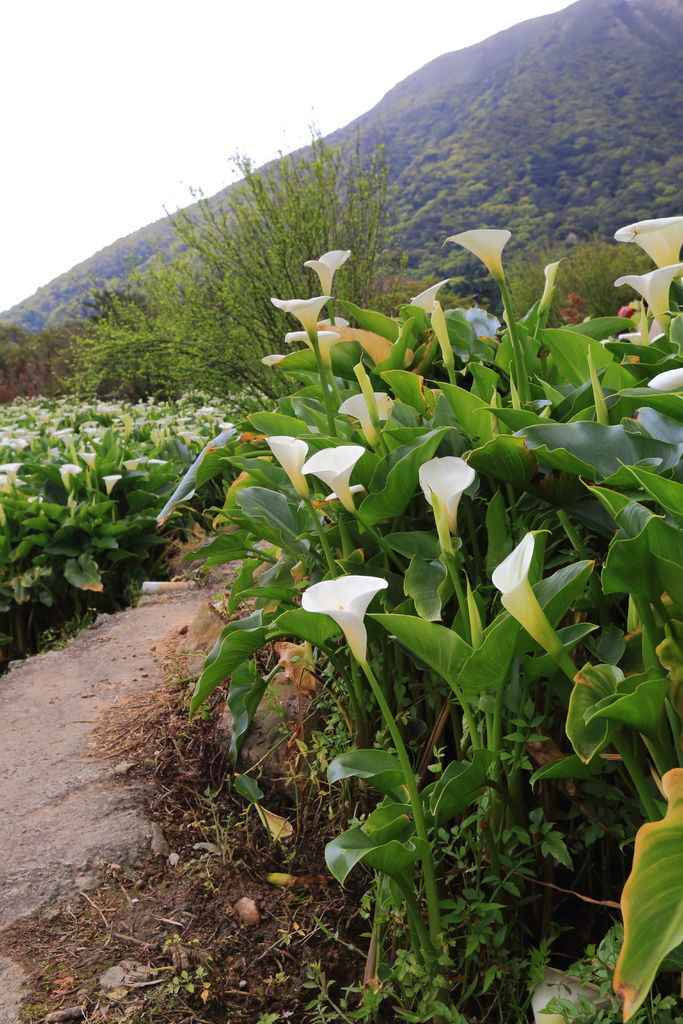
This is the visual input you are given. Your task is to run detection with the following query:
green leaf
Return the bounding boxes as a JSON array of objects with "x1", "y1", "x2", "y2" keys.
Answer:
[
  {"x1": 235, "y1": 774, "x2": 264, "y2": 804},
  {"x1": 226, "y1": 661, "x2": 268, "y2": 764},
  {"x1": 565, "y1": 317, "x2": 635, "y2": 340},
  {"x1": 190, "y1": 611, "x2": 269, "y2": 716},
  {"x1": 328, "y1": 750, "x2": 405, "y2": 796},
  {"x1": 485, "y1": 490, "x2": 512, "y2": 576},
  {"x1": 599, "y1": 502, "x2": 683, "y2": 609},
  {"x1": 370, "y1": 613, "x2": 472, "y2": 691},
  {"x1": 539, "y1": 327, "x2": 617, "y2": 387},
  {"x1": 157, "y1": 427, "x2": 235, "y2": 524},
  {"x1": 325, "y1": 824, "x2": 429, "y2": 886},
  {"x1": 249, "y1": 411, "x2": 311, "y2": 437},
  {"x1": 64, "y1": 553, "x2": 103, "y2": 592},
  {"x1": 268, "y1": 607, "x2": 341, "y2": 648},
  {"x1": 541, "y1": 829, "x2": 573, "y2": 869},
  {"x1": 384, "y1": 532, "x2": 439, "y2": 560},
  {"x1": 467, "y1": 435, "x2": 537, "y2": 490},
  {"x1": 614, "y1": 769, "x2": 683, "y2": 1020},
  {"x1": 566, "y1": 663, "x2": 623, "y2": 763},
  {"x1": 381, "y1": 369, "x2": 431, "y2": 414},
  {"x1": 374, "y1": 317, "x2": 418, "y2": 372},
  {"x1": 236, "y1": 487, "x2": 308, "y2": 553},
  {"x1": 404, "y1": 555, "x2": 447, "y2": 621},
  {"x1": 588, "y1": 672, "x2": 669, "y2": 741},
  {"x1": 438, "y1": 382, "x2": 492, "y2": 442},
  {"x1": 360, "y1": 427, "x2": 454, "y2": 525},
  {"x1": 336, "y1": 300, "x2": 399, "y2": 341},
  {"x1": 622, "y1": 465, "x2": 683, "y2": 527},
  {"x1": 523, "y1": 421, "x2": 682, "y2": 484},
  {"x1": 425, "y1": 750, "x2": 497, "y2": 825},
  {"x1": 530, "y1": 753, "x2": 604, "y2": 785}
]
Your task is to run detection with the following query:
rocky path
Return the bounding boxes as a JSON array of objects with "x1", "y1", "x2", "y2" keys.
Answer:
[{"x1": 0, "y1": 586, "x2": 220, "y2": 1023}]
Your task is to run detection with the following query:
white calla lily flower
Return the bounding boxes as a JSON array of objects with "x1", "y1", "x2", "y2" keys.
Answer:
[
  {"x1": 78, "y1": 451, "x2": 97, "y2": 468},
  {"x1": 59, "y1": 463, "x2": 83, "y2": 486},
  {"x1": 446, "y1": 229, "x2": 512, "y2": 282},
  {"x1": 103, "y1": 474, "x2": 122, "y2": 495},
  {"x1": 539, "y1": 259, "x2": 563, "y2": 318},
  {"x1": 492, "y1": 533, "x2": 566, "y2": 662},
  {"x1": 410, "y1": 279, "x2": 451, "y2": 313},
  {"x1": 285, "y1": 329, "x2": 341, "y2": 363},
  {"x1": 261, "y1": 353, "x2": 287, "y2": 366},
  {"x1": 323, "y1": 483, "x2": 365, "y2": 503},
  {"x1": 614, "y1": 263, "x2": 683, "y2": 320},
  {"x1": 123, "y1": 458, "x2": 141, "y2": 471},
  {"x1": 338, "y1": 393, "x2": 393, "y2": 446},
  {"x1": 266, "y1": 435, "x2": 310, "y2": 498},
  {"x1": 304, "y1": 250, "x2": 351, "y2": 294},
  {"x1": 302, "y1": 575, "x2": 388, "y2": 664},
  {"x1": 648, "y1": 367, "x2": 683, "y2": 391},
  {"x1": 614, "y1": 217, "x2": 683, "y2": 268},
  {"x1": 419, "y1": 457, "x2": 476, "y2": 535},
  {"x1": 302, "y1": 445, "x2": 366, "y2": 513},
  {"x1": 271, "y1": 295, "x2": 331, "y2": 334},
  {"x1": 319, "y1": 316, "x2": 350, "y2": 328},
  {"x1": 0, "y1": 462, "x2": 23, "y2": 483}
]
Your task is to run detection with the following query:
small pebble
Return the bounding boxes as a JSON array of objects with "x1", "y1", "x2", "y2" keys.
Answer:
[{"x1": 234, "y1": 896, "x2": 260, "y2": 927}]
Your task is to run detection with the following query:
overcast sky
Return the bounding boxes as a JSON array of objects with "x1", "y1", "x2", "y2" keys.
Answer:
[{"x1": 1, "y1": 0, "x2": 574, "y2": 315}]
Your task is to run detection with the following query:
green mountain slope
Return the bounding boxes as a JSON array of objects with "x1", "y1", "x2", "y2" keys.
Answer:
[{"x1": 3, "y1": 0, "x2": 681, "y2": 331}]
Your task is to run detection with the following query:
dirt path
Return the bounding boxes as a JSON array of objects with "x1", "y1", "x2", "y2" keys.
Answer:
[{"x1": 0, "y1": 587, "x2": 218, "y2": 1024}]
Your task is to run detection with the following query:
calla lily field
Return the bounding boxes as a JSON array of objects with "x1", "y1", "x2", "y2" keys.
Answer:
[{"x1": 6, "y1": 215, "x2": 683, "y2": 1022}]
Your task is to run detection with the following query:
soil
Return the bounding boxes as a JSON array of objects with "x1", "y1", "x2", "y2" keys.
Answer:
[{"x1": 0, "y1": 582, "x2": 363, "y2": 1024}]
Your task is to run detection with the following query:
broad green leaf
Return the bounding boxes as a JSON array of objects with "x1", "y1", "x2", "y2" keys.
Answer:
[
  {"x1": 249, "y1": 411, "x2": 311, "y2": 437},
  {"x1": 467, "y1": 435, "x2": 537, "y2": 490},
  {"x1": 384, "y1": 532, "x2": 439, "y2": 560},
  {"x1": 360, "y1": 427, "x2": 454, "y2": 525},
  {"x1": 225, "y1": 661, "x2": 268, "y2": 764},
  {"x1": 484, "y1": 490, "x2": 512, "y2": 576},
  {"x1": 404, "y1": 555, "x2": 447, "y2": 621},
  {"x1": 599, "y1": 503, "x2": 683, "y2": 609},
  {"x1": 614, "y1": 768, "x2": 683, "y2": 1020},
  {"x1": 623, "y1": 465, "x2": 683, "y2": 526},
  {"x1": 190, "y1": 611, "x2": 269, "y2": 716},
  {"x1": 425, "y1": 749, "x2": 498, "y2": 825},
  {"x1": 381, "y1": 369, "x2": 431, "y2": 415},
  {"x1": 268, "y1": 607, "x2": 341, "y2": 648},
  {"x1": 235, "y1": 774, "x2": 264, "y2": 804},
  {"x1": 156, "y1": 426, "x2": 236, "y2": 524},
  {"x1": 370, "y1": 613, "x2": 472, "y2": 692},
  {"x1": 328, "y1": 749, "x2": 405, "y2": 796},
  {"x1": 438, "y1": 382, "x2": 492, "y2": 442},
  {"x1": 325, "y1": 824, "x2": 429, "y2": 886},
  {"x1": 565, "y1": 316, "x2": 635, "y2": 340},
  {"x1": 373, "y1": 317, "x2": 418, "y2": 372},
  {"x1": 539, "y1": 327, "x2": 616, "y2": 387},
  {"x1": 566, "y1": 663, "x2": 623, "y2": 763},
  {"x1": 530, "y1": 753, "x2": 604, "y2": 785},
  {"x1": 587, "y1": 671, "x2": 669, "y2": 741},
  {"x1": 184, "y1": 530, "x2": 253, "y2": 566},
  {"x1": 236, "y1": 487, "x2": 308, "y2": 552},
  {"x1": 64, "y1": 553, "x2": 103, "y2": 592},
  {"x1": 336, "y1": 299, "x2": 399, "y2": 341},
  {"x1": 523, "y1": 421, "x2": 682, "y2": 484}
]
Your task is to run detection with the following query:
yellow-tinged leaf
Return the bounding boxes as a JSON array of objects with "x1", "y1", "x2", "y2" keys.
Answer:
[
  {"x1": 256, "y1": 805, "x2": 294, "y2": 841},
  {"x1": 321, "y1": 324, "x2": 393, "y2": 365},
  {"x1": 614, "y1": 768, "x2": 683, "y2": 1020},
  {"x1": 274, "y1": 640, "x2": 317, "y2": 694}
]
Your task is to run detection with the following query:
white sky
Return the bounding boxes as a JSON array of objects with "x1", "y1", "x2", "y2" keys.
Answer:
[{"x1": 0, "y1": 0, "x2": 574, "y2": 315}]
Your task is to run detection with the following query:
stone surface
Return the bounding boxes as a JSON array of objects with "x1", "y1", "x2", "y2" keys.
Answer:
[
  {"x1": 177, "y1": 600, "x2": 225, "y2": 675},
  {"x1": 0, "y1": 588, "x2": 212, "y2": 1020}
]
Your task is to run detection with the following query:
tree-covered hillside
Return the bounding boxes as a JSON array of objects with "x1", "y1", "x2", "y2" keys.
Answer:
[{"x1": 3, "y1": 0, "x2": 681, "y2": 331}]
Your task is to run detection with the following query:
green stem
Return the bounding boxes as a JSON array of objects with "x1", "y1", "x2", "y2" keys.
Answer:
[
  {"x1": 308, "y1": 328, "x2": 338, "y2": 435},
  {"x1": 556, "y1": 509, "x2": 608, "y2": 626},
  {"x1": 442, "y1": 548, "x2": 470, "y2": 642},
  {"x1": 303, "y1": 496, "x2": 336, "y2": 574},
  {"x1": 498, "y1": 276, "x2": 531, "y2": 405},
  {"x1": 613, "y1": 731, "x2": 660, "y2": 822},
  {"x1": 360, "y1": 660, "x2": 443, "y2": 952}
]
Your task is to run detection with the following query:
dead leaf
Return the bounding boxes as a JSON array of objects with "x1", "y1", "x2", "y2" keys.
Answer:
[
  {"x1": 274, "y1": 641, "x2": 317, "y2": 694},
  {"x1": 320, "y1": 324, "x2": 393, "y2": 364},
  {"x1": 256, "y1": 804, "x2": 294, "y2": 841}
]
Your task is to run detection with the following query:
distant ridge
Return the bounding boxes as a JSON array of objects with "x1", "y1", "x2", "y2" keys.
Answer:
[{"x1": 3, "y1": 0, "x2": 681, "y2": 331}]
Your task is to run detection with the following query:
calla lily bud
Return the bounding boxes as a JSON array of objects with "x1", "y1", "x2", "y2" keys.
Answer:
[
  {"x1": 338, "y1": 393, "x2": 392, "y2": 447},
  {"x1": 648, "y1": 368, "x2": 683, "y2": 391},
  {"x1": 266, "y1": 435, "x2": 310, "y2": 498},
  {"x1": 271, "y1": 295, "x2": 331, "y2": 334},
  {"x1": 352, "y1": 361, "x2": 389, "y2": 444},
  {"x1": 103, "y1": 474, "x2": 122, "y2": 495},
  {"x1": 302, "y1": 575, "x2": 388, "y2": 664},
  {"x1": 432, "y1": 300, "x2": 455, "y2": 372},
  {"x1": 302, "y1": 445, "x2": 365, "y2": 513},
  {"x1": 614, "y1": 217, "x2": 683, "y2": 268},
  {"x1": 419, "y1": 456, "x2": 476, "y2": 539},
  {"x1": 492, "y1": 533, "x2": 566, "y2": 665},
  {"x1": 614, "y1": 263, "x2": 683, "y2": 322},
  {"x1": 410, "y1": 279, "x2": 451, "y2": 313},
  {"x1": 304, "y1": 250, "x2": 351, "y2": 294},
  {"x1": 538, "y1": 259, "x2": 563, "y2": 319},
  {"x1": 446, "y1": 229, "x2": 512, "y2": 283}
]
